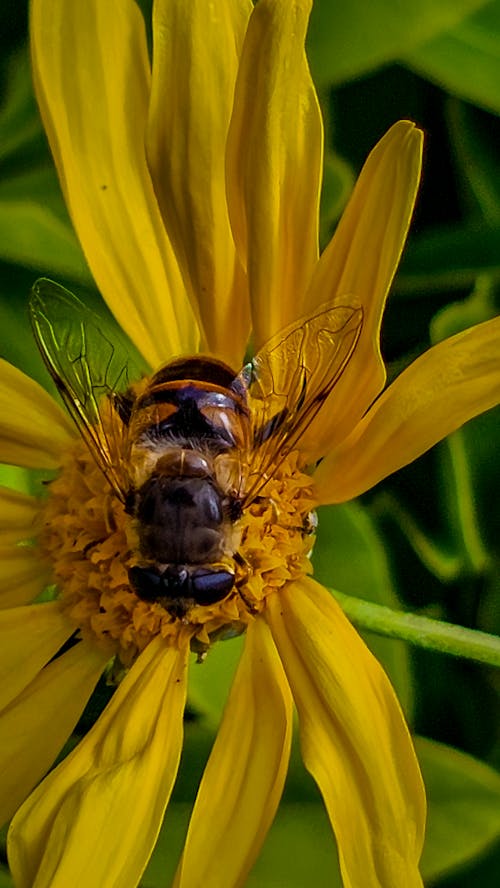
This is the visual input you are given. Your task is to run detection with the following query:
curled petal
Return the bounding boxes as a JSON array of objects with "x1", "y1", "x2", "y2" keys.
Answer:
[
  {"x1": 147, "y1": 0, "x2": 251, "y2": 365},
  {"x1": 266, "y1": 579, "x2": 426, "y2": 888},
  {"x1": 0, "y1": 640, "x2": 107, "y2": 828},
  {"x1": 302, "y1": 121, "x2": 423, "y2": 461},
  {"x1": 315, "y1": 315, "x2": 500, "y2": 503},
  {"x1": 0, "y1": 360, "x2": 72, "y2": 468},
  {"x1": 8, "y1": 636, "x2": 189, "y2": 888},
  {"x1": 174, "y1": 617, "x2": 292, "y2": 888},
  {"x1": 31, "y1": 0, "x2": 199, "y2": 366},
  {"x1": 227, "y1": 0, "x2": 323, "y2": 347}
]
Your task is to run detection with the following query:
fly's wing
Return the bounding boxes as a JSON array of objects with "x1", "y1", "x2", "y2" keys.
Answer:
[
  {"x1": 235, "y1": 298, "x2": 363, "y2": 503},
  {"x1": 29, "y1": 278, "x2": 148, "y2": 501}
]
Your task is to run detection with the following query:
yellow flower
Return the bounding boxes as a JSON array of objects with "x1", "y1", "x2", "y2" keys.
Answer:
[{"x1": 1, "y1": 1, "x2": 499, "y2": 887}]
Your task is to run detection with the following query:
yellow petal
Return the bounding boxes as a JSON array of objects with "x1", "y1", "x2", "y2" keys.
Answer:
[
  {"x1": 266, "y1": 579, "x2": 426, "y2": 888},
  {"x1": 8, "y1": 635, "x2": 188, "y2": 888},
  {"x1": 147, "y1": 0, "x2": 251, "y2": 366},
  {"x1": 302, "y1": 121, "x2": 423, "y2": 461},
  {"x1": 226, "y1": 0, "x2": 323, "y2": 348},
  {"x1": 315, "y1": 315, "x2": 500, "y2": 503},
  {"x1": 0, "y1": 487, "x2": 42, "y2": 545},
  {"x1": 0, "y1": 360, "x2": 72, "y2": 468},
  {"x1": 0, "y1": 640, "x2": 107, "y2": 828},
  {"x1": 174, "y1": 617, "x2": 292, "y2": 888},
  {"x1": 0, "y1": 548, "x2": 51, "y2": 609},
  {"x1": 0, "y1": 602, "x2": 72, "y2": 711},
  {"x1": 30, "y1": 0, "x2": 199, "y2": 366}
]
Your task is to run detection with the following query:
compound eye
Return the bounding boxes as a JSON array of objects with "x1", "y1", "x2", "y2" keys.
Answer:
[
  {"x1": 128, "y1": 565, "x2": 162, "y2": 601},
  {"x1": 191, "y1": 569, "x2": 235, "y2": 605}
]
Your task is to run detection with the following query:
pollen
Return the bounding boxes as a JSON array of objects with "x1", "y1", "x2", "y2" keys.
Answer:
[{"x1": 38, "y1": 437, "x2": 316, "y2": 670}]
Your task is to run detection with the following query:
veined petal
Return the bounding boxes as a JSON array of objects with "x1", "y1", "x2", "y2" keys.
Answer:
[
  {"x1": 0, "y1": 360, "x2": 72, "y2": 468},
  {"x1": 315, "y1": 315, "x2": 500, "y2": 503},
  {"x1": 266, "y1": 579, "x2": 426, "y2": 888},
  {"x1": 0, "y1": 548, "x2": 51, "y2": 609},
  {"x1": 0, "y1": 602, "x2": 73, "y2": 711},
  {"x1": 0, "y1": 640, "x2": 107, "y2": 828},
  {"x1": 31, "y1": 0, "x2": 199, "y2": 367},
  {"x1": 174, "y1": 617, "x2": 292, "y2": 888},
  {"x1": 8, "y1": 635, "x2": 188, "y2": 888},
  {"x1": 226, "y1": 0, "x2": 323, "y2": 348},
  {"x1": 302, "y1": 122, "x2": 423, "y2": 461},
  {"x1": 0, "y1": 487, "x2": 42, "y2": 545},
  {"x1": 147, "y1": 0, "x2": 251, "y2": 366}
]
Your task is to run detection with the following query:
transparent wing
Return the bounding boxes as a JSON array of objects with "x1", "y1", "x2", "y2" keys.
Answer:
[
  {"x1": 29, "y1": 278, "x2": 148, "y2": 501},
  {"x1": 236, "y1": 298, "x2": 363, "y2": 503}
]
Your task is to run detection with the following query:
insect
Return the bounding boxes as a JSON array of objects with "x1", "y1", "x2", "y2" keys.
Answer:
[{"x1": 30, "y1": 279, "x2": 363, "y2": 618}]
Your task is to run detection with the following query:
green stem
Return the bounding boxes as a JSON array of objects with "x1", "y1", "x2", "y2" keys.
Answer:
[{"x1": 332, "y1": 590, "x2": 500, "y2": 668}]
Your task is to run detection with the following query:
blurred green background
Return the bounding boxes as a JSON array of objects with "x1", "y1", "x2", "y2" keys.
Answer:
[{"x1": 0, "y1": 0, "x2": 499, "y2": 885}]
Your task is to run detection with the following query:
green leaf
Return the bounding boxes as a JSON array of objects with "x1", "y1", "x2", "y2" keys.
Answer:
[
  {"x1": 0, "y1": 190, "x2": 90, "y2": 282},
  {"x1": 0, "y1": 868, "x2": 14, "y2": 888},
  {"x1": 247, "y1": 803, "x2": 341, "y2": 887},
  {"x1": 187, "y1": 633, "x2": 244, "y2": 726},
  {"x1": 0, "y1": 48, "x2": 91, "y2": 283},
  {"x1": 139, "y1": 802, "x2": 190, "y2": 887},
  {"x1": 418, "y1": 736, "x2": 500, "y2": 881},
  {"x1": 0, "y1": 49, "x2": 44, "y2": 167},
  {"x1": 0, "y1": 166, "x2": 71, "y2": 222},
  {"x1": 0, "y1": 267, "x2": 57, "y2": 388},
  {"x1": 313, "y1": 502, "x2": 414, "y2": 715},
  {"x1": 372, "y1": 491, "x2": 463, "y2": 583},
  {"x1": 396, "y1": 223, "x2": 500, "y2": 296},
  {"x1": 447, "y1": 100, "x2": 500, "y2": 224},
  {"x1": 306, "y1": 0, "x2": 487, "y2": 87},
  {"x1": 404, "y1": 1, "x2": 500, "y2": 115}
]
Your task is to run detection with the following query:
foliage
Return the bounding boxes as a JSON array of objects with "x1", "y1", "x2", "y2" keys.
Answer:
[{"x1": 0, "y1": 0, "x2": 499, "y2": 884}]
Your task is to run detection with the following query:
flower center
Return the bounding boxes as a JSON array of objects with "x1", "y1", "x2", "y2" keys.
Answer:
[{"x1": 38, "y1": 435, "x2": 316, "y2": 668}]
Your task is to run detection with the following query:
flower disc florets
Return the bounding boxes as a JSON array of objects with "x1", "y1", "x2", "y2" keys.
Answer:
[{"x1": 38, "y1": 434, "x2": 316, "y2": 669}]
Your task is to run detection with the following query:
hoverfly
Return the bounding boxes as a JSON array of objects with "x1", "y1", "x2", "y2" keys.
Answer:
[{"x1": 30, "y1": 279, "x2": 362, "y2": 618}]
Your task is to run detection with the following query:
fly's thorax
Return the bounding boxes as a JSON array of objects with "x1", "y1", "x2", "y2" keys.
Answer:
[{"x1": 128, "y1": 440, "x2": 214, "y2": 490}]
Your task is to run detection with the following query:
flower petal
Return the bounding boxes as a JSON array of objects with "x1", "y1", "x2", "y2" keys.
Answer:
[
  {"x1": 315, "y1": 315, "x2": 500, "y2": 503},
  {"x1": 0, "y1": 360, "x2": 72, "y2": 468},
  {"x1": 0, "y1": 602, "x2": 73, "y2": 711},
  {"x1": 0, "y1": 487, "x2": 42, "y2": 545},
  {"x1": 8, "y1": 635, "x2": 188, "y2": 888},
  {"x1": 147, "y1": 0, "x2": 251, "y2": 366},
  {"x1": 0, "y1": 640, "x2": 107, "y2": 828},
  {"x1": 30, "y1": 0, "x2": 199, "y2": 366},
  {"x1": 0, "y1": 548, "x2": 51, "y2": 609},
  {"x1": 174, "y1": 617, "x2": 292, "y2": 888},
  {"x1": 226, "y1": 0, "x2": 323, "y2": 348},
  {"x1": 266, "y1": 579, "x2": 426, "y2": 888},
  {"x1": 302, "y1": 121, "x2": 423, "y2": 461}
]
